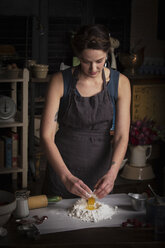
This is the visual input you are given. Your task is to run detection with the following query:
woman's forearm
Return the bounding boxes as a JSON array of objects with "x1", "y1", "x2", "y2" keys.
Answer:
[
  {"x1": 108, "y1": 73, "x2": 131, "y2": 180},
  {"x1": 107, "y1": 134, "x2": 129, "y2": 180}
]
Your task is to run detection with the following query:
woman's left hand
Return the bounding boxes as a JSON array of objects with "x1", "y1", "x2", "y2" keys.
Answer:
[{"x1": 94, "y1": 173, "x2": 115, "y2": 199}]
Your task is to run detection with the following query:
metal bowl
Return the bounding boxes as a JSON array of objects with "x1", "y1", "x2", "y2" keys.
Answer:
[
  {"x1": 119, "y1": 50, "x2": 144, "y2": 76},
  {"x1": 128, "y1": 193, "x2": 147, "y2": 211}
]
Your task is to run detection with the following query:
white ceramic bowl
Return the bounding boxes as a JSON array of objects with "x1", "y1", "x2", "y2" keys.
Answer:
[
  {"x1": 0, "y1": 190, "x2": 16, "y2": 227},
  {"x1": 32, "y1": 70, "x2": 48, "y2": 79},
  {"x1": 33, "y1": 64, "x2": 49, "y2": 69},
  {"x1": 32, "y1": 64, "x2": 49, "y2": 78}
]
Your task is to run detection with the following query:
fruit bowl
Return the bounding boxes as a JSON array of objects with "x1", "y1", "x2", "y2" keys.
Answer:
[{"x1": 0, "y1": 190, "x2": 16, "y2": 227}]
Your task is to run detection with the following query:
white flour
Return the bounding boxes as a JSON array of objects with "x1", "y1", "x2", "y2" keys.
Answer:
[{"x1": 68, "y1": 198, "x2": 118, "y2": 222}]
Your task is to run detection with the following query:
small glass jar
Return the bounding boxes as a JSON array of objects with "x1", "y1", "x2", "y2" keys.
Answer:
[{"x1": 14, "y1": 190, "x2": 30, "y2": 219}]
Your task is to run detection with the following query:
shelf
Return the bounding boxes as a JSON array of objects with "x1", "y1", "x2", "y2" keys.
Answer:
[
  {"x1": 0, "y1": 121, "x2": 23, "y2": 128},
  {"x1": 0, "y1": 70, "x2": 25, "y2": 83},
  {"x1": 34, "y1": 114, "x2": 42, "y2": 118},
  {"x1": 0, "y1": 167, "x2": 23, "y2": 174},
  {"x1": 35, "y1": 97, "x2": 45, "y2": 102},
  {"x1": 30, "y1": 75, "x2": 51, "y2": 83},
  {"x1": 0, "y1": 68, "x2": 29, "y2": 189},
  {"x1": 0, "y1": 78, "x2": 25, "y2": 83}
]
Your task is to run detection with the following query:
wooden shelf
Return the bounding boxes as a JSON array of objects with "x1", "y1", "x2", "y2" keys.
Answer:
[
  {"x1": 0, "y1": 167, "x2": 23, "y2": 174},
  {"x1": 0, "y1": 68, "x2": 29, "y2": 188},
  {"x1": 0, "y1": 121, "x2": 23, "y2": 128},
  {"x1": 30, "y1": 75, "x2": 51, "y2": 83},
  {"x1": 34, "y1": 97, "x2": 45, "y2": 102}
]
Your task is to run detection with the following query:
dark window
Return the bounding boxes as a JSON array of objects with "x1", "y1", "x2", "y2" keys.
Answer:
[
  {"x1": 48, "y1": 17, "x2": 81, "y2": 73},
  {"x1": 0, "y1": 16, "x2": 32, "y2": 68}
]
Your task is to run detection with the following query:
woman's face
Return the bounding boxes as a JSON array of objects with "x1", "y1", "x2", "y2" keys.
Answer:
[{"x1": 79, "y1": 49, "x2": 107, "y2": 77}]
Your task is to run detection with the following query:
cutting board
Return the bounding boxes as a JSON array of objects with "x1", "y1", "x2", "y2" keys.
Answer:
[{"x1": 29, "y1": 193, "x2": 146, "y2": 234}]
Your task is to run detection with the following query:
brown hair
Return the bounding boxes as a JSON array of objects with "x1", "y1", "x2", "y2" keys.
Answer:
[{"x1": 72, "y1": 24, "x2": 110, "y2": 56}]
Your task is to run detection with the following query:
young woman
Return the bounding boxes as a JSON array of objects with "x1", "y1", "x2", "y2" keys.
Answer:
[{"x1": 41, "y1": 24, "x2": 131, "y2": 199}]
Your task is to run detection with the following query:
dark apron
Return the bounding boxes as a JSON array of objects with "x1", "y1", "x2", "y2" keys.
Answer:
[{"x1": 43, "y1": 68, "x2": 114, "y2": 198}]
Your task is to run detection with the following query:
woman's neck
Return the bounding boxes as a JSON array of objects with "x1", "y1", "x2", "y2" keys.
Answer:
[{"x1": 75, "y1": 68, "x2": 104, "y2": 97}]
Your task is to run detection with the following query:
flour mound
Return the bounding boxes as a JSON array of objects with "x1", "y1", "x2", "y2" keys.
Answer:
[{"x1": 68, "y1": 198, "x2": 117, "y2": 222}]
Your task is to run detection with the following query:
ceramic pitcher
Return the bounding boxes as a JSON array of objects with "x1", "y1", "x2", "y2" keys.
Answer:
[{"x1": 129, "y1": 145, "x2": 152, "y2": 167}]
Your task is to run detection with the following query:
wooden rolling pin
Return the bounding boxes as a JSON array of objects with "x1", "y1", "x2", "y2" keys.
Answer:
[{"x1": 28, "y1": 195, "x2": 62, "y2": 210}]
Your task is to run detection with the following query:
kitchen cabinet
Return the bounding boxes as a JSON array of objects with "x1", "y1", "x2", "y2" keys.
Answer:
[
  {"x1": 130, "y1": 74, "x2": 165, "y2": 126},
  {"x1": 0, "y1": 68, "x2": 29, "y2": 188}
]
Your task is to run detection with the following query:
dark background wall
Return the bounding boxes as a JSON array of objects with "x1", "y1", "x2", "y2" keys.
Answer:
[
  {"x1": 0, "y1": 0, "x2": 131, "y2": 72},
  {"x1": 0, "y1": 0, "x2": 164, "y2": 73}
]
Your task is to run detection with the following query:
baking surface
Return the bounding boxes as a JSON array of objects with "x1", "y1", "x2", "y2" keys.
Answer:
[{"x1": 29, "y1": 193, "x2": 146, "y2": 234}]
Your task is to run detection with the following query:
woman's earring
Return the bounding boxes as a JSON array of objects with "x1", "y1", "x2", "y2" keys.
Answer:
[{"x1": 104, "y1": 57, "x2": 108, "y2": 67}]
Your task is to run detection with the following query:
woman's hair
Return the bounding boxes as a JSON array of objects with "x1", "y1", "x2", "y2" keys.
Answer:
[{"x1": 71, "y1": 24, "x2": 110, "y2": 56}]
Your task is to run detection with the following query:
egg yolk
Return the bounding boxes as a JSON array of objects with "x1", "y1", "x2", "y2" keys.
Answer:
[{"x1": 86, "y1": 197, "x2": 96, "y2": 210}]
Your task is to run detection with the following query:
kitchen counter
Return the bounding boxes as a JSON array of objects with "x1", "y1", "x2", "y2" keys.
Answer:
[
  {"x1": 1, "y1": 193, "x2": 165, "y2": 248},
  {"x1": 1, "y1": 222, "x2": 165, "y2": 248}
]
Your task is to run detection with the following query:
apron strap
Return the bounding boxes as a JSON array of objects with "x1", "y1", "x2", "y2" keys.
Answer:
[
  {"x1": 72, "y1": 66, "x2": 80, "y2": 88},
  {"x1": 102, "y1": 68, "x2": 107, "y2": 89}
]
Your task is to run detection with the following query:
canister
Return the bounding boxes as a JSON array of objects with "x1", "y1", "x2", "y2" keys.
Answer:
[
  {"x1": 14, "y1": 190, "x2": 30, "y2": 218},
  {"x1": 146, "y1": 197, "x2": 165, "y2": 241}
]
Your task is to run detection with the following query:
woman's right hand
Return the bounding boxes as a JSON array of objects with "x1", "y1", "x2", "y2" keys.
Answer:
[{"x1": 63, "y1": 174, "x2": 92, "y2": 199}]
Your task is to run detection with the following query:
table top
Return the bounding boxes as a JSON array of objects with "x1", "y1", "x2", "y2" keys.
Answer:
[
  {"x1": 1, "y1": 222, "x2": 165, "y2": 248},
  {"x1": 26, "y1": 194, "x2": 146, "y2": 234},
  {"x1": 1, "y1": 193, "x2": 165, "y2": 248}
]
